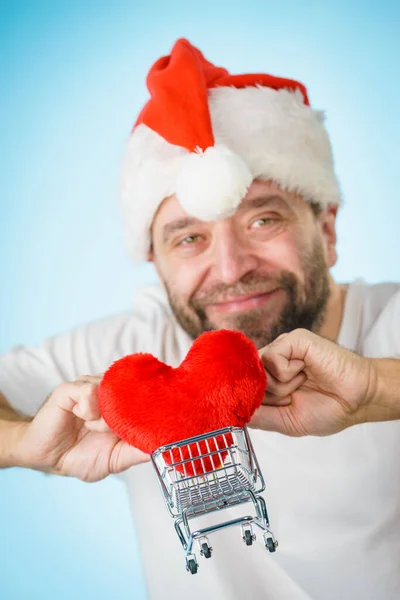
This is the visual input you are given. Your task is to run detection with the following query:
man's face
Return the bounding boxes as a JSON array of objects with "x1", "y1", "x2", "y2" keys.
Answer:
[{"x1": 150, "y1": 180, "x2": 337, "y2": 348}]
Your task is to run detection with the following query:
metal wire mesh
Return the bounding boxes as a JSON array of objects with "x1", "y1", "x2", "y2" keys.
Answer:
[{"x1": 152, "y1": 427, "x2": 263, "y2": 517}]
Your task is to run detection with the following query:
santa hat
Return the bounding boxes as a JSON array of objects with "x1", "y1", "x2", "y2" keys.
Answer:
[{"x1": 120, "y1": 38, "x2": 341, "y2": 261}]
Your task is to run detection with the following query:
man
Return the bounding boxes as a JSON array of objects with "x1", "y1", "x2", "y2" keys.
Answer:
[{"x1": 1, "y1": 38, "x2": 399, "y2": 599}]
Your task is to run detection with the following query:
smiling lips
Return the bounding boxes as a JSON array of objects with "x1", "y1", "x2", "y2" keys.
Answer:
[{"x1": 207, "y1": 289, "x2": 282, "y2": 313}]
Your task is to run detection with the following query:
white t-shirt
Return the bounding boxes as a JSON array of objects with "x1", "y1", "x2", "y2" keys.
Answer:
[{"x1": 1, "y1": 279, "x2": 400, "y2": 600}]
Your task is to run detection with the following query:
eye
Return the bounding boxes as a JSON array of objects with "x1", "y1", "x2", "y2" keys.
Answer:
[
  {"x1": 252, "y1": 217, "x2": 276, "y2": 228},
  {"x1": 178, "y1": 234, "x2": 200, "y2": 246}
]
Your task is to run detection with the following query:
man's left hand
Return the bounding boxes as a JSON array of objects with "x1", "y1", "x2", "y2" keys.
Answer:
[{"x1": 251, "y1": 329, "x2": 378, "y2": 436}]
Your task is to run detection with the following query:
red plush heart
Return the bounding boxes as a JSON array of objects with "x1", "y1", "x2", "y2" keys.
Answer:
[{"x1": 98, "y1": 330, "x2": 266, "y2": 476}]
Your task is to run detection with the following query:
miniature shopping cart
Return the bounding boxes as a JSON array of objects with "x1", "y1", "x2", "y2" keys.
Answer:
[{"x1": 151, "y1": 426, "x2": 278, "y2": 574}]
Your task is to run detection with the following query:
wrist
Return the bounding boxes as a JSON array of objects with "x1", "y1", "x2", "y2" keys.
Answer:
[
  {"x1": 0, "y1": 420, "x2": 31, "y2": 469},
  {"x1": 357, "y1": 358, "x2": 400, "y2": 424}
]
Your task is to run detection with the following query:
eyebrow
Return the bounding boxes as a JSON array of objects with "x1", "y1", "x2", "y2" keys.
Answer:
[
  {"x1": 162, "y1": 217, "x2": 201, "y2": 244},
  {"x1": 238, "y1": 194, "x2": 290, "y2": 211}
]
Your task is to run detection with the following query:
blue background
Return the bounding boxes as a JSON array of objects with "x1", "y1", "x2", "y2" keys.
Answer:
[{"x1": 0, "y1": 1, "x2": 399, "y2": 598}]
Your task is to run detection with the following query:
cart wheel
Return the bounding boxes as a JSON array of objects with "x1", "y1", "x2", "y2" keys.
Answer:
[
  {"x1": 265, "y1": 537, "x2": 276, "y2": 553},
  {"x1": 201, "y1": 542, "x2": 212, "y2": 559},
  {"x1": 187, "y1": 559, "x2": 198, "y2": 574},
  {"x1": 244, "y1": 530, "x2": 253, "y2": 546}
]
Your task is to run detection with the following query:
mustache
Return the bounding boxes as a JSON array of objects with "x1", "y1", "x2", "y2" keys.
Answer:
[{"x1": 190, "y1": 272, "x2": 296, "y2": 307}]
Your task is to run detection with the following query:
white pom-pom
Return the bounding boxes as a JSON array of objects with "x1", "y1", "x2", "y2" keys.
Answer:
[{"x1": 175, "y1": 145, "x2": 252, "y2": 221}]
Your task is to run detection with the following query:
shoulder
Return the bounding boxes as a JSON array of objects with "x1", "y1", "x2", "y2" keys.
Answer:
[
  {"x1": 359, "y1": 281, "x2": 400, "y2": 358},
  {"x1": 362, "y1": 281, "x2": 400, "y2": 311},
  {"x1": 49, "y1": 283, "x2": 190, "y2": 371},
  {"x1": 131, "y1": 283, "x2": 174, "y2": 321},
  {"x1": 71, "y1": 284, "x2": 177, "y2": 360}
]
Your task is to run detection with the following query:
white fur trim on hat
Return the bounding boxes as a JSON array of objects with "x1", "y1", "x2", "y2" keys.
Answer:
[
  {"x1": 176, "y1": 145, "x2": 252, "y2": 221},
  {"x1": 120, "y1": 86, "x2": 341, "y2": 261}
]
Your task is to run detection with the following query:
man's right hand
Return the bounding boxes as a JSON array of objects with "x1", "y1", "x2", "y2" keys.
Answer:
[{"x1": 14, "y1": 375, "x2": 150, "y2": 482}]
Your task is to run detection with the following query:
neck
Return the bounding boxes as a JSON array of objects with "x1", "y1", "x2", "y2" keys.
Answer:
[{"x1": 317, "y1": 276, "x2": 348, "y2": 342}]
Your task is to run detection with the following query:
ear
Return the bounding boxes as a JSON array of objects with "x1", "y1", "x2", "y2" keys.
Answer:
[{"x1": 318, "y1": 204, "x2": 339, "y2": 268}]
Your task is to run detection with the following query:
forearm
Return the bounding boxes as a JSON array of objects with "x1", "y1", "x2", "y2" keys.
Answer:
[
  {"x1": 0, "y1": 405, "x2": 31, "y2": 468},
  {"x1": 0, "y1": 390, "x2": 34, "y2": 467},
  {"x1": 361, "y1": 358, "x2": 400, "y2": 424}
]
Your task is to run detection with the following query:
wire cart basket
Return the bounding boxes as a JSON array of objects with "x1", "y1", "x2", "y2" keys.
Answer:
[{"x1": 151, "y1": 426, "x2": 278, "y2": 574}]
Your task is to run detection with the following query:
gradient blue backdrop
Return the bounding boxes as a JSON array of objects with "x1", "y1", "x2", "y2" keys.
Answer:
[{"x1": 1, "y1": 1, "x2": 399, "y2": 598}]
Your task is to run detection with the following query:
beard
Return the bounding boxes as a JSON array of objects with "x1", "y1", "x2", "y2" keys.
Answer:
[{"x1": 163, "y1": 237, "x2": 331, "y2": 349}]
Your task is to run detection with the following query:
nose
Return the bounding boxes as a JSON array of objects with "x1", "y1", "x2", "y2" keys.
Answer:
[{"x1": 210, "y1": 222, "x2": 259, "y2": 284}]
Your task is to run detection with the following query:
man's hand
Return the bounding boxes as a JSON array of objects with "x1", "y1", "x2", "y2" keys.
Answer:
[
  {"x1": 14, "y1": 375, "x2": 149, "y2": 482},
  {"x1": 251, "y1": 329, "x2": 378, "y2": 437}
]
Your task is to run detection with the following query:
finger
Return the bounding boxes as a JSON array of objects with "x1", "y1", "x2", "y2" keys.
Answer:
[
  {"x1": 260, "y1": 333, "x2": 307, "y2": 382},
  {"x1": 71, "y1": 382, "x2": 101, "y2": 421},
  {"x1": 75, "y1": 374, "x2": 103, "y2": 384},
  {"x1": 53, "y1": 381, "x2": 101, "y2": 421},
  {"x1": 263, "y1": 371, "x2": 306, "y2": 402},
  {"x1": 261, "y1": 352, "x2": 305, "y2": 383},
  {"x1": 52, "y1": 382, "x2": 88, "y2": 412},
  {"x1": 84, "y1": 417, "x2": 113, "y2": 433},
  {"x1": 262, "y1": 394, "x2": 292, "y2": 407}
]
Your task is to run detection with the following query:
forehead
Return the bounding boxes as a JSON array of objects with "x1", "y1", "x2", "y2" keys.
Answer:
[{"x1": 152, "y1": 180, "x2": 303, "y2": 231}]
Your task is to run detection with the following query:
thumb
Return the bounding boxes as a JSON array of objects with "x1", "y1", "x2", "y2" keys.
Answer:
[
  {"x1": 110, "y1": 443, "x2": 150, "y2": 474},
  {"x1": 250, "y1": 404, "x2": 302, "y2": 437}
]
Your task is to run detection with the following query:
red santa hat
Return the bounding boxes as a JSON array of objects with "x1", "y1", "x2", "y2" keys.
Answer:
[{"x1": 120, "y1": 38, "x2": 341, "y2": 261}]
